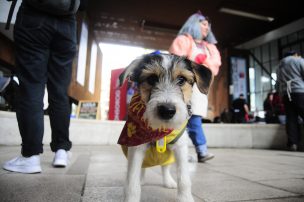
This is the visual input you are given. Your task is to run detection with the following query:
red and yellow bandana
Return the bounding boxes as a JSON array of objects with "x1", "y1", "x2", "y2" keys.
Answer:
[
  {"x1": 118, "y1": 93, "x2": 186, "y2": 146},
  {"x1": 118, "y1": 93, "x2": 187, "y2": 168}
]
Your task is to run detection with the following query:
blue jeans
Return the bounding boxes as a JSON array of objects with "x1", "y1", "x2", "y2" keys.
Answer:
[
  {"x1": 187, "y1": 115, "x2": 208, "y2": 155},
  {"x1": 14, "y1": 3, "x2": 77, "y2": 156}
]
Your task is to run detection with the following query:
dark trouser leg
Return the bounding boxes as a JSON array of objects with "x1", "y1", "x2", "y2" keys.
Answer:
[
  {"x1": 291, "y1": 93, "x2": 304, "y2": 144},
  {"x1": 14, "y1": 5, "x2": 50, "y2": 157},
  {"x1": 48, "y1": 16, "x2": 76, "y2": 152},
  {"x1": 283, "y1": 95, "x2": 300, "y2": 146},
  {"x1": 292, "y1": 93, "x2": 304, "y2": 121}
]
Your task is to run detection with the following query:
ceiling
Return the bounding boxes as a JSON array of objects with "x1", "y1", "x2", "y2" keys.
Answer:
[{"x1": 87, "y1": 0, "x2": 303, "y2": 50}]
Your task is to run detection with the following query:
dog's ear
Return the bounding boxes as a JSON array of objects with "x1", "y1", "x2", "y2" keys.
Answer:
[
  {"x1": 190, "y1": 61, "x2": 213, "y2": 94},
  {"x1": 119, "y1": 56, "x2": 144, "y2": 86},
  {"x1": 119, "y1": 54, "x2": 162, "y2": 86}
]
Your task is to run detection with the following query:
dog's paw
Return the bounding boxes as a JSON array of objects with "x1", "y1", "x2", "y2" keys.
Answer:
[
  {"x1": 124, "y1": 193, "x2": 140, "y2": 202},
  {"x1": 163, "y1": 178, "x2": 177, "y2": 189},
  {"x1": 124, "y1": 196, "x2": 140, "y2": 202},
  {"x1": 177, "y1": 193, "x2": 194, "y2": 202}
]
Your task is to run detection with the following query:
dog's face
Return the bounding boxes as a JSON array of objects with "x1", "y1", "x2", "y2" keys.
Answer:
[{"x1": 120, "y1": 53, "x2": 212, "y2": 129}]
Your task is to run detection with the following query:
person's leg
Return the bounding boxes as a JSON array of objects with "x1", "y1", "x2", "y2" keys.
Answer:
[
  {"x1": 187, "y1": 115, "x2": 214, "y2": 162},
  {"x1": 292, "y1": 93, "x2": 304, "y2": 122},
  {"x1": 14, "y1": 5, "x2": 51, "y2": 157},
  {"x1": 48, "y1": 16, "x2": 76, "y2": 153},
  {"x1": 283, "y1": 95, "x2": 299, "y2": 149},
  {"x1": 187, "y1": 115, "x2": 207, "y2": 154},
  {"x1": 291, "y1": 93, "x2": 304, "y2": 146},
  {"x1": 2, "y1": 5, "x2": 51, "y2": 173}
]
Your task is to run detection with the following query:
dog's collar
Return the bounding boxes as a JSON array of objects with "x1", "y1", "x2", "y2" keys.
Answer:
[{"x1": 118, "y1": 93, "x2": 187, "y2": 147}]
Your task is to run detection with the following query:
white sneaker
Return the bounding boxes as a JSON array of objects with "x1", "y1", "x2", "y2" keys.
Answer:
[
  {"x1": 2, "y1": 155, "x2": 41, "y2": 174},
  {"x1": 53, "y1": 149, "x2": 70, "y2": 167}
]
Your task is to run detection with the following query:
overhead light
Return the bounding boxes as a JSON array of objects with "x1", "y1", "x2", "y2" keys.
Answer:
[
  {"x1": 271, "y1": 73, "x2": 277, "y2": 85},
  {"x1": 261, "y1": 76, "x2": 270, "y2": 83},
  {"x1": 249, "y1": 67, "x2": 255, "y2": 79},
  {"x1": 219, "y1": 7, "x2": 274, "y2": 22}
]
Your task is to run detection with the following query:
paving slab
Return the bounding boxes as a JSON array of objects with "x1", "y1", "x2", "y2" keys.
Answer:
[{"x1": 0, "y1": 145, "x2": 304, "y2": 202}]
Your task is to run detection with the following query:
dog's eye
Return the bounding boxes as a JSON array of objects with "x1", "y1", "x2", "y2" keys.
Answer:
[
  {"x1": 176, "y1": 76, "x2": 187, "y2": 86},
  {"x1": 146, "y1": 75, "x2": 159, "y2": 86}
]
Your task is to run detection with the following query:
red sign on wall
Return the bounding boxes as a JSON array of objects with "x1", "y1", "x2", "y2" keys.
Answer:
[{"x1": 108, "y1": 68, "x2": 128, "y2": 120}]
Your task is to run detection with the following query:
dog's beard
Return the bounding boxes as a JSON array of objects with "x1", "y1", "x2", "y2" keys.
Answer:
[{"x1": 143, "y1": 90, "x2": 189, "y2": 130}]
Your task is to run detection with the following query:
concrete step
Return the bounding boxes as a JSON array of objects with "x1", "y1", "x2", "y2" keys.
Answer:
[{"x1": 0, "y1": 111, "x2": 289, "y2": 149}]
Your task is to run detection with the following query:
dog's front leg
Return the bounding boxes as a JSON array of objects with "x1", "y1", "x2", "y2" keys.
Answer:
[
  {"x1": 124, "y1": 144, "x2": 147, "y2": 202},
  {"x1": 174, "y1": 134, "x2": 194, "y2": 202}
]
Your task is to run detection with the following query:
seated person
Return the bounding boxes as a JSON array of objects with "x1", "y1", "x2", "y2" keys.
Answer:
[{"x1": 232, "y1": 94, "x2": 249, "y2": 123}]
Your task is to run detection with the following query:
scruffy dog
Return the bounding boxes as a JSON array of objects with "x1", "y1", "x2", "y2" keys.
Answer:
[{"x1": 118, "y1": 53, "x2": 212, "y2": 202}]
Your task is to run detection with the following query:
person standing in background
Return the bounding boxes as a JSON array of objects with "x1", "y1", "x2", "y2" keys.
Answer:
[
  {"x1": 276, "y1": 50, "x2": 304, "y2": 151},
  {"x1": 232, "y1": 94, "x2": 249, "y2": 123},
  {"x1": 272, "y1": 91, "x2": 286, "y2": 124},
  {"x1": 263, "y1": 92, "x2": 277, "y2": 123},
  {"x1": 2, "y1": 0, "x2": 87, "y2": 173},
  {"x1": 169, "y1": 12, "x2": 221, "y2": 162}
]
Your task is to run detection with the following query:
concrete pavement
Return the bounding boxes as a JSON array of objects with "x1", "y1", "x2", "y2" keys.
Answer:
[{"x1": 0, "y1": 145, "x2": 304, "y2": 202}]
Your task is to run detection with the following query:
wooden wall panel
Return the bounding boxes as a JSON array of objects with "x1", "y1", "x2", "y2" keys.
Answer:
[
  {"x1": 68, "y1": 14, "x2": 102, "y2": 103},
  {"x1": 207, "y1": 48, "x2": 229, "y2": 121},
  {"x1": 68, "y1": 39, "x2": 102, "y2": 102}
]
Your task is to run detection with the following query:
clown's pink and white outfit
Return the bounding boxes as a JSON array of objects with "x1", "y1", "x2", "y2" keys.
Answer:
[{"x1": 169, "y1": 13, "x2": 221, "y2": 162}]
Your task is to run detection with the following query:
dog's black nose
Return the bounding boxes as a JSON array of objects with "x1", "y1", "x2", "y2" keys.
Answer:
[{"x1": 157, "y1": 104, "x2": 176, "y2": 120}]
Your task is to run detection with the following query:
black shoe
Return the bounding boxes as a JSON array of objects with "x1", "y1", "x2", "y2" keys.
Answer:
[
  {"x1": 288, "y1": 144, "x2": 298, "y2": 151},
  {"x1": 197, "y1": 153, "x2": 214, "y2": 163}
]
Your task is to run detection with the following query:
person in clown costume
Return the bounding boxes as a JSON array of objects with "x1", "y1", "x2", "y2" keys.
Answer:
[{"x1": 169, "y1": 12, "x2": 221, "y2": 162}]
